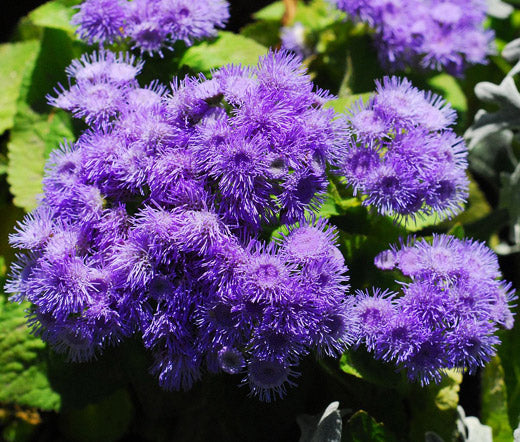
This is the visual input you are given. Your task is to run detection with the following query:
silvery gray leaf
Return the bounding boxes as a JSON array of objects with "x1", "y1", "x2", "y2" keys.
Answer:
[
  {"x1": 507, "y1": 60, "x2": 520, "y2": 78},
  {"x1": 465, "y1": 109, "x2": 520, "y2": 150},
  {"x1": 474, "y1": 77, "x2": 520, "y2": 110},
  {"x1": 469, "y1": 130, "x2": 515, "y2": 185},
  {"x1": 499, "y1": 164, "x2": 520, "y2": 244},
  {"x1": 503, "y1": 38, "x2": 520, "y2": 63},
  {"x1": 297, "y1": 401, "x2": 344, "y2": 442},
  {"x1": 464, "y1": 417, "x2": 493, "y2": 442},
  {"x1": 514, "y1": 422, "x2": 520, "y2": 441},
  {"x1": 487, "y1": 0, "x2": 514, "y2": 19}
]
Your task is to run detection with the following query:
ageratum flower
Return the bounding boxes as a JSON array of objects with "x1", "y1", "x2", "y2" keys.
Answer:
[
  {"x1": 329, "y1": 0, "x2": 494, "y2": 75},
  {"x1": 7, "y1": 50, "x2": 353, "y2": 401},
  {"x1": 358, "y1": 235, "x2": 516, "y2": 384},
  {"x1": 71, "y1": 0, "x2": 229, "y2": 56},
  {"x1": 339, "y1": 76, "x2": 468, "y2": 221}
]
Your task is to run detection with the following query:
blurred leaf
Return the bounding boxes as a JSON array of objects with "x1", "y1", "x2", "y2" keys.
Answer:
[
  {"x1": 324, "y1": 93, "x2": 372, "y2": 114},
  {"x1": 58, "y1": 389, "x2": 133, "y2": 442},
  {"x1": 27, "y1": 1, "x2": 76, "y2": 33},
  {"x1": 253, "y1": 1, "x2": 285, "y2": 21},
  {"x1": 408, "y1": 370, "x2": 462, "y2": 441},
  {"x1": 447, "y1": 223, "x2": 465, "y2": 239},
  {"x1": 343, "y1": 410, "x2": 397, "y2": 442},
  {"x1": 180, "y1": 31, "x2": 267, "y2": 74},
  {"x1": 0, "y1": 298, "x2": 60, "y2": 411},
  {"x1": 7, "y1": 104, "x2": 74, "y2": 211},
  {"x1": 0, "y1": 41, "x2": 41, "y2": 136},
  {"x1": 241, "y1": 21, "x2": 281, "y2": 49},
  {"x1": 487, "y1": 0, "x2": 514, "y2": 19},
  {"x1": 481, "y1": 355, "x2": 513, "y2": 441},
  {"x1": 427, "y1": 73, "x2": 467, "y2": 113},
  {"x1": 292, "y1": 0, "x2": 340, "y2": 30}
]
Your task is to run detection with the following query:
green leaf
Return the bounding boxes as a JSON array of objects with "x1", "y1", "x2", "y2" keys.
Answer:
[
  {"x1": 481, "y1": 355, "x2": 513, "y2": 442},
  {"x1": 28, "y1": 1, "x2": 76, "y2": 33},
  {"x1": 240, "y1": 21, "x2": 281, "y2": 49},
  {"x1": 395, "y1": 212, "x2": 444, "y2": 233},
  {"x1": 339, "y1": 351, "x2": 402, "y2": 388},
  {"x1": 179, "y1": 31, "x2": 268, "y2": 74},
  {"x1": 343, "y1": 410, "x2": 397, "y2": 442},
  {"x1": 0, "y1": 41, "x2": 41, "y2": 135},
  {"x1": 7, "y1": 104, "x2": 74, "y2": 211},
  {"x1": 427, "y1": 73, "x2": 467, "y2": 113},
  {"x1": 408, "y1": 370, "x2": 463, "y2": 441},
  {"x1": 252, "y1": 2, "x2": 285, "y2": 21},
  {"x1": 0, "y1": 298, "x2": 60, "y2": 411}
]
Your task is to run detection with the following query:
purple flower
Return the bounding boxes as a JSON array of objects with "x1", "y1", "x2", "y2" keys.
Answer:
[
  {"x1": 8, "y1": 50, "x2": 355, "y2": 400},
  {"x1": 71, "y1": 0, "x2": 230, "y2": 57},
  {"x1": 359, "y1": 235, "x2": 516, "y2": 384},
  {"x1": 330, "y1": 0, "x2": 494, "y2": 75},
  {"x1": 71, "y1": 0, "x2": 126, "y2": 45},
  {"x1": 338, "y1": 76, "x2": 468, "y2": 221}
]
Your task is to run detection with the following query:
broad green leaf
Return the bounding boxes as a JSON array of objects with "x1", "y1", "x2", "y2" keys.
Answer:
[
  {"x1": 28, "y1": 1, "x2": 76, "y2": 33},
  {"x1": 0, "y1": 298, "x2": 60, "y2": 411},
  {"x1": 408, "y1": 370, "x2": 462, "y2": 441},
  {"x1": 252, "y1": 1, "x2": 285, "y2": 21},
  {"x1": 179, "y1": 32, "x2": 268, "y2": 74},
  {"x1": 0, "y1": 41, "x2": 41, "y2": 135},
  {"x1": 343, "y1": 410, "x2": 397, "y2": 441},
  {"x1": 481, "y1": 355, "x2": 513, "y2": 442},
  {"x1": 7, "y1": 104, "x2": 74, "y2": 211}
]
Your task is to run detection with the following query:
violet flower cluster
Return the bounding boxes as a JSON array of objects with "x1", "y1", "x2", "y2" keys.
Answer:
[
  {"x1": 339, "y1": 76, "x2": 469, "y2": 221},
  {"x1": 354, "y1": 235, "x2": 516, "y2": 384},
  {"x1": 71, "y1": 0, "x2": 229, "y2": 56},
  {"x1": 329, "y1": 0, "x2": 494, "y2": 75},
  {"x1": 7, "y1": 50, "x2": 354, "y2": 401}
]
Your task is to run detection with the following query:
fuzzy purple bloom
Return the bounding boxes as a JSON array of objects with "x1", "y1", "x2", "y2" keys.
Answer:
[
  {"x1": 71, "y1": 0, "x2": 229, "y2": 57},
  {"x1": 359, "y1": 235, "x2": 516, "y2": 384},
  {"x1": 338, "y1": 76, "x2": 468, "y2": 222},
  {"x1": 330, "y1": 0, "x2": 494, "y2": 75},
  {"x1": 8, "y1": 50, "x2": 353, "y2": 401}
]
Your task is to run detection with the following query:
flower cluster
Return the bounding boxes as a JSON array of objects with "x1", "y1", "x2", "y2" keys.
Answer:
[
  {"x1": 7, "y1": 50, "x2": 353, "y2": 401},
  {"x1": 71, "y1": 0, "x2": 229, "y2": 56},
  {"x1": 354, "y1": 235, "x2": 516, "y2": 384},
  {"x1": 339, "y1": 76, "x2": 468, "y2": 221},
  {"x1": 330, "y1": 0, "x2": 493, "y2": 75}
]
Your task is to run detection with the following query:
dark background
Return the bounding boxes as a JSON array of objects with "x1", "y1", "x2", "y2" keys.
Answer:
[{"x1": 0, "y1": 0, "x2": 273, "y2": 43}]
